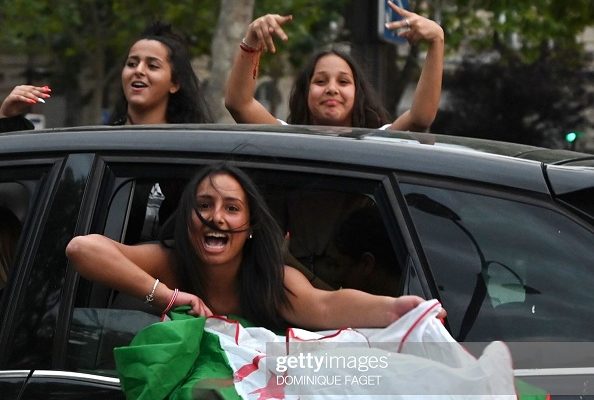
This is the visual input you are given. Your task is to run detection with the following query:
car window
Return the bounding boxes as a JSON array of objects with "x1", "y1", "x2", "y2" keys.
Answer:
[
  {"x1": 0, "y1": 173, "x2": 44, "y2": 313},
  {"x1": 401, "y1": 182, "x2": 594, "y2": 342},
  {"x1": 0, "y1": 159, "x2": 74, "y2": 369},
  {"x1": 67, "y1": 163, "x2": 408, "y2": 375},
  {"x1": 68, "y1": 175, "x2": 173, "y2": 374},
  {"x1": 249, "y1": 169, "x2": 407, "y2": 295},
  {"x1": 0, "y1": 183, "x2": 26, "y2": 295}
]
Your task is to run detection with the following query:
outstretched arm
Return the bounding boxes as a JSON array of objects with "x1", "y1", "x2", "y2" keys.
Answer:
[
  {"x1": 386, "y1": 2, "x2": 444, "y2": 132},
  {"x1": 225, "y1": 14, "x2": 293, "y2": 124},
  {"x1": 280, "y1": 265, "x2": 443, "y2": 330},
  {"x1": 66, "y1": 234, "x2": 212, "y2": 316}
]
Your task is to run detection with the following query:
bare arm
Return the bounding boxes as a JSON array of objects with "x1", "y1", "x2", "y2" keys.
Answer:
[
  {"x1": 280, "y1": 265, "x2": 434, "y2": 330},
  {"x1": 386, "y1": 2, "x2": 444, "y2": 132},
  {"x1": 66, "y1": 234, "x2": 212, "y2": 316},
  {"x1": 0, "y1": 85, "x2": 51, "y2": 118},
  {"x1": 224, "y1": 14, "x2": 292, "y2": 124}
]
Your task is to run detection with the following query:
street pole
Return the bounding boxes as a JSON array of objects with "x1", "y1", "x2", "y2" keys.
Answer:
[{"x1": 346, "y1": 1, "x2": 399, "y2": 115}]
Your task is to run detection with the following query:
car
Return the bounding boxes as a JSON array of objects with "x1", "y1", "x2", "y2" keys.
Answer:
[{"x1": 1, "y1": 124, "x2": 593, "y2": 399}]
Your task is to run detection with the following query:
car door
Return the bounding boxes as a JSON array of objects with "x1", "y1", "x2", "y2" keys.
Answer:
[
  {"x1": 398, "y1": 174, "x2": 594, "y2": 398},
  {"x1": 0, "y1": 155, "x2": 69, "y2": 398},
  {"x1": 59, "y1": 155, "x2": 420, "y2": 392},
  {"x1": 0, "y1": 153, "x2": 124, "y2": 399}
]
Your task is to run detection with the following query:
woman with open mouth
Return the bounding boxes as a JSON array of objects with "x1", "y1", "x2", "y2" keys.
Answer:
[
  {"x1": 0, "y1": 21, "x2": 212, "y2": 132},
  {"x1": 66, "y1": 162, "x2": 444, "y2": 330}
]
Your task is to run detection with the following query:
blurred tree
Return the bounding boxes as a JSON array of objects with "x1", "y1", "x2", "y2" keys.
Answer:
[
  {"x1": 431, "y1": 0, "x2": 594, "y2": 146},
  {"x1": 206, "y1": 0, "x2": 255, "y2": 122},
  {"x1": 440, "y1": 0, "x2": 594, "y2": 63}
]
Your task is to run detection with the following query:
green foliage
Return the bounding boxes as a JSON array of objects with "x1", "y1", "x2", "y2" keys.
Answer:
[
  {"x1": 439, "y1": 0, "x2": 594, "y2": 63},
  {"x1": 430, "y1": 0, "x2": 594, "y2": 147},
  {"x1": 0, "y1": 0, "x2": 218, "y2": 69}
]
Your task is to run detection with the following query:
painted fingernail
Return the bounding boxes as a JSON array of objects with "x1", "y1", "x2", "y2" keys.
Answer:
[{"x1": 37, "y1": 97, "x2": 46, "y2": 103}]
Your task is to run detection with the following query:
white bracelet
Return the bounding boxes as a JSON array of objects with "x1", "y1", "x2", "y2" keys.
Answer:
[{"x1": 145, "y1": 278, "x2": 159, "y2": 303}]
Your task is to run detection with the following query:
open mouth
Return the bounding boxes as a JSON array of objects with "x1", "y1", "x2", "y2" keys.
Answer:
[
  {"x1": 204, "y1": 231, "x2": 229, "y2": 249},
  {"x1": 131, "y1": 81, "x2": 148, "y2": 88}
]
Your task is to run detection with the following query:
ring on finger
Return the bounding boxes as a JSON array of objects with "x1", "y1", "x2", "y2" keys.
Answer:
[{"x1": 404, "y1": 18, "x2": 411, "y2": 29}]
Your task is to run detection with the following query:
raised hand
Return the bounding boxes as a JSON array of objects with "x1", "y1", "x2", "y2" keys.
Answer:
[
  {"x1": 0, "y1": 85, "x2": 51, "y2": 118},
  {"x1": 385, "y1": 1, "x2": 444, "y2": 45},
  {"x1": 244, "y1": 14, "x2": 293, "y2": 53}
]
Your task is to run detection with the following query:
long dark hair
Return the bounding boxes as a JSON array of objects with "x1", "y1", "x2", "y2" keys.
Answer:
[
  {"x1": 160, "y1": 163, "x2": 289, "y2": 329},
  {"x1": 287, "y1": 49, "x2": 391, "y2": 128},
  {"x1": 110, "y1": 21, "x2": 212, "y2": 124}
]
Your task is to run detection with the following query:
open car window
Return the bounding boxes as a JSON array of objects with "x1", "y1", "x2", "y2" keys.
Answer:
[{"x1": 66, "y1": 162, "x2": 409, "y2": 375}]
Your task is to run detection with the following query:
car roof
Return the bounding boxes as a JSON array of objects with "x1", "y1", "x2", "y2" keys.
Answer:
[{"x1": 2, "y1": 124, "x2": 594, "y2": 194}]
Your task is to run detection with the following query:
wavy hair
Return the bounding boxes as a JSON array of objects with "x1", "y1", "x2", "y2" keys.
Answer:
[
  {"x1": 110, "y1": 21, "x2": 212, "y2": 124},
  {"x1": 287, "y1": 49, "x2": 390, "y2": 128},
  {"x1": 160, "y1": 163, "x2": 289, "y2": 329}
]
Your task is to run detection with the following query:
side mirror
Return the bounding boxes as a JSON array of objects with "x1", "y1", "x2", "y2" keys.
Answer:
[{"x1": 484, "y1": 261, "x2": 540, "y2": 307}]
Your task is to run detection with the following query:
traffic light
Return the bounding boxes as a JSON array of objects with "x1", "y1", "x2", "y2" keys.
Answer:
[
  {"x1": 565, "y1": 132, "x2": 577, "y2": 143},
  {"x1": 564, "y1": 131, "x2": 582, "y2": 150}
]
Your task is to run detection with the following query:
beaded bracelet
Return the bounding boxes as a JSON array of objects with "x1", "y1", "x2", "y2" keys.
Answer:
[{"x1": 144, "y1": 278, "x2": 159, "y2": 303}]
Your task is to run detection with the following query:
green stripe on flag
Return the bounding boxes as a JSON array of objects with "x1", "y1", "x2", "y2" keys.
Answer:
[
  {"x1": 114, "y1": 307, "x2": 242, "y2": 400},
  {"x1": 515, "y1": 378, "x2": 549, "y2": 400}
]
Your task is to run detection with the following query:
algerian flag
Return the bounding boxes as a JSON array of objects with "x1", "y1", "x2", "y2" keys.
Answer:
[{"x1": 114, "y1": 300, "x2": 539, "y2": 400}]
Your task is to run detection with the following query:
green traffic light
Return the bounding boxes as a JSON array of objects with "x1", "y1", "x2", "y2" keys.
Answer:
[{"x1": 565, "y1": 132, "x2": 577, "y2": 143}]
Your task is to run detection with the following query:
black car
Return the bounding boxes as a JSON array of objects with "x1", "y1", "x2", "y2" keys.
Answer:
[{"x1": 1, "y1": 124, "x2": 594, "y2": 399}]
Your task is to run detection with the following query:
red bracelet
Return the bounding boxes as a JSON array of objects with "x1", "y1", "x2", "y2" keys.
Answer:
[
  {"x1": 161, "y1": 288, "x2": 179, "y2": 319},
  {"x1": 240, "y1": 38, "x2": 261, "y2": 53}
]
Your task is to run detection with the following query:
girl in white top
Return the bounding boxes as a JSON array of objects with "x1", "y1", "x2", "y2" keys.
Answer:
[{"x1": 225, "y1": 1, "x2": 444, "y2": 131}]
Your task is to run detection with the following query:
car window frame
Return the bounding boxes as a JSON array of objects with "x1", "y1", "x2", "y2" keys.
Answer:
[{"x1": 59, "y1": 154, "x2": 419, "y2": 376}]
